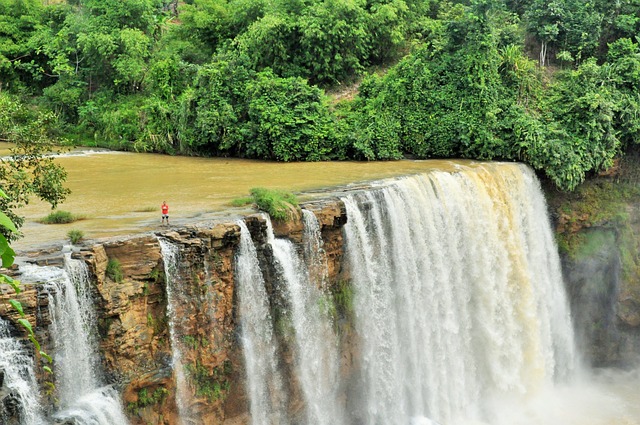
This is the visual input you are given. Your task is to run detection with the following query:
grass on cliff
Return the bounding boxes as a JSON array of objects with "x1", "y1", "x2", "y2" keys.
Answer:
[
  {"x1": 232, "y1": 187, "x2": 299, "y2": 221},
  {"x1": 67, "y1": 229, "x2": 85, "y2": 244},
  {"x1": 106, "y1": 258, "x2": 124, "y2": 283}
]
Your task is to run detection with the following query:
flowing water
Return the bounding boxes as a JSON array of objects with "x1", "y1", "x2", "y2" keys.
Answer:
[
  {"x1": 18, "y1": 256, "x2": 129, "y2": 425},
  {"x1": 301, "y1": 210, "x2": 329, "y2": 290},
  {"x1": 158, "y1": 238, "x2": 189, "y2": 424},
  {"x1": 0, "y1": 319, "x2": 44, "y2": 425},
  {"x1": 236, "y1": 162, "x2": 639, "y2": 425},
  {"x1": 265, "y1": 215, "x2": 345, "y2": 425},
  {"x1": 235, "y1": 221, "x2": 289, "y2": 425},
  {"x1": 341, "y1": 164, "x2": 578, "y2": 424}
]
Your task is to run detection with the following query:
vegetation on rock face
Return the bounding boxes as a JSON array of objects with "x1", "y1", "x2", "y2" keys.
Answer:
[
  {"x1": 3, "y1": 0, "x2": 640, "y2": 190},
  {"x1": 546, "y1": 156, "x2": 640, "y2": 287},
  {"x1": 184, "y1": 360, "x2": 232, "y2": 402},
  {"x1": 127, "y1": 387, "x2": 168, "y2": 415},
  {"x1": 106, "y1": 258, "x2": 124, "y2": 283}
]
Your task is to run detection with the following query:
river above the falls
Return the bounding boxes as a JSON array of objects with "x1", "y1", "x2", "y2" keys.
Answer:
[{"x1": 9, "y1": 148, "x2": 473, "y2": 250}]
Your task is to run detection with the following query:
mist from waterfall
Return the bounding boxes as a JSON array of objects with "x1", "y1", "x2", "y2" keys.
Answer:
[{"x1": 19, "y1": 254, "x2": 128, "y2": 425}]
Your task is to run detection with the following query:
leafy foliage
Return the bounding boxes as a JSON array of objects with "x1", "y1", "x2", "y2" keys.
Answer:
[
  {"x1": 0, "y1": 92, "x2": 70, "y2": 239},
  {"x1": 249, "y1": 187, "x2": 299, "y2": 221},
  {"x1": 3, "y1": 0, "x2": 640, "y2": 192},
  {"x1": 0, "y1": 187, "x2": 54, "y2": 380}
]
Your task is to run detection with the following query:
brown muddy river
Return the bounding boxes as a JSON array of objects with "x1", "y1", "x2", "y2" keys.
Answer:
[{"x1": 10, "y1": 148, "x2": 473, "y2": 250}]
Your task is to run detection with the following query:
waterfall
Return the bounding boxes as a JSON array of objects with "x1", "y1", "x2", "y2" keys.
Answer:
[
  {"x1": 48, "y1": 255, "x2": 99, "y2": 404},
  {"x1": 235, "y1": 221, "x2": 289, "y2": 425},
  {"x1": 158, "y1": 239, "x2": 189, "y2": 424},
  {"x1": 341, "y1": 163, "x2": 578, "y2": 425},
  {"x1": 302, "y1": 210, "x2": 329, "y2": 290},
  {"x1": 19, "y1": 255, "x2": 129, "y2": 425},
  {"x1": 265, "y1": 214, "x2": 345, "y2": 425},
  {"x1": 0, "y1": 319, "x2": 44, "y2": 425}
]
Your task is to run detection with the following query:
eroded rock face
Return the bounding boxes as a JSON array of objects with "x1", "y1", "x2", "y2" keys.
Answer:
[
  {"x1": 548, "y1": 179, "x2": 640, "y2": 367},
  {"x1": 0, "y1": 199, "x2": 349, "y2": 424},
  {"x1": 81, "y1": 223, "x2": 246, "y2": 424}
]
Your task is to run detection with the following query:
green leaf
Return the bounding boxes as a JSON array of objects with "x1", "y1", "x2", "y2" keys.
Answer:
[
  {"x1": 43, "y1": 365, "x2": 53, "y2": 374},
  {"x1": 0, "y1": 211, "x2": 17, "y2": 233},
  {"x1": 40, "y1": 351, "x2": 53, "y2": 364},
  {"x1": 17, "y1": 318, "x2": 34, "y2": 335},
  {"x1": 0, "y1": 235, "x2": 15, "y2": 268},
  {"x1": 8, "y1": 299, "x2": 24, "y2": 317},
  {"x1": 0, "y1": 188, "x2": 6, "y2": 198},
  {"x1": 0, "y1": 274, "x2": 21, "y2": 294},
  {"x1": 28, "y1": 334, "x2": 41, "y2": 352}
]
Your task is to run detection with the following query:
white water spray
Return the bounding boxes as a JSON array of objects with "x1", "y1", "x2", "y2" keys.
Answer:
[{"x1": 20, "y1": 255, "x2": 128, "y2": 425}]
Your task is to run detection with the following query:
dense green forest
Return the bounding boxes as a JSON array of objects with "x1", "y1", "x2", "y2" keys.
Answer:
[{"x1": 2, "y1": 0, "x2": 640, "y2": 191}]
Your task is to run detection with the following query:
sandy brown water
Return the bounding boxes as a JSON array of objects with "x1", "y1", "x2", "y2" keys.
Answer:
[{"x1": 9, "y1": 149, "x2": 475, "y2": 250}]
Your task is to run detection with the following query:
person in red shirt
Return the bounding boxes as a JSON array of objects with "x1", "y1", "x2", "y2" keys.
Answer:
[{"x1": 161, "y1": 201, "x2": 169, "y2": 225}]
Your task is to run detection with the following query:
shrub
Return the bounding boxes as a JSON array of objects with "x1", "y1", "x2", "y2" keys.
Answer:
[
  {"x1": 230, "y1": 197, "x2": 253, "y2": 207},
  {"x1": 249, "y1": 187, "x2": 298, "y2": 221},
  {"x1": 39, "y1": 210, "x2": 84, "y2": 224},
  {"x1": 106, "y1": 258, "x2": 124, "y2": 283},
  {"x1": 67, "y1": 229, "x2": 85, "y2": 244}
]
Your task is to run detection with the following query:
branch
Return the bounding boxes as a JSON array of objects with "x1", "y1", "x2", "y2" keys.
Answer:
[{"x1": 9, "y1": 54, "x2": 31, "y2": 63}]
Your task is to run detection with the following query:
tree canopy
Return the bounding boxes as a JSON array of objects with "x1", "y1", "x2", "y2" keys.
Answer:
[{"x1": 2, "y1": 0, "x2": 640, "y2": 190}]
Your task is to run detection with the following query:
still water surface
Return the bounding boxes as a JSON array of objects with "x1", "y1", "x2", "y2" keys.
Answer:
[{"x1": 12, "y1": 149, "x2": 471, "y2": 250}]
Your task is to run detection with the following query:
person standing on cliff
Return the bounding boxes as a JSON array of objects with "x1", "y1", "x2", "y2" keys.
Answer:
[{"x1": 161, "y1": 201, "x2": 169, "y2": 225}]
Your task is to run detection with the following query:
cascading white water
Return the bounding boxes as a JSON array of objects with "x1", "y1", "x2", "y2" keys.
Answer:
[
  {"x1": 19, "y1": 255, "x2": 129, "y2": 425},
  {"x1": 0, "y1": 318, "x2": 44, "y2": 425},
  {"x1": 342, "y1": 163, "x2": 578, "y2": 425},
  {"x1": 235, "y1": 221, "x2": 289, "y2": 425},
  {"x1": 265, "y1": 214, "x2": 345, "y2": 425},
  {"x1": 157, "y1": 238, "x2": 189, "y2": 425},
  {"x1": 301, "y1": 210, "x2": 329, "y2": 290},
  {"x1": 48, "y1": 255, "x2": 99, "y2": 404}
]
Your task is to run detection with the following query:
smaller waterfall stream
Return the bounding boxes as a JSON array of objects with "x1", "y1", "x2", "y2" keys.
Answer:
[
  {"x1": 19, "y1": 255, "x2": 129, "y2": 425},
  {"x1": 158, "y1": 238, "x2": 189, "y2": 424},
  {"x1": 265, "y1": 215, "x2": 345, "y2": 425},
  {"x1": 47, "y1": 255, "x2": 99, "y2": 404},
  {"x1": 236, "y1": 221, "x2": 289, "y2": 425},
  {"x1": 0, "y1": 319, "x2": 44, "y2": 425}
]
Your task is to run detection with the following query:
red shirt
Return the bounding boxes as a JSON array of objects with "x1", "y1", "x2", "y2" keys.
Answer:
[{"x1": 162, "y1": 204, "x2": 169, "y2": 214}]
